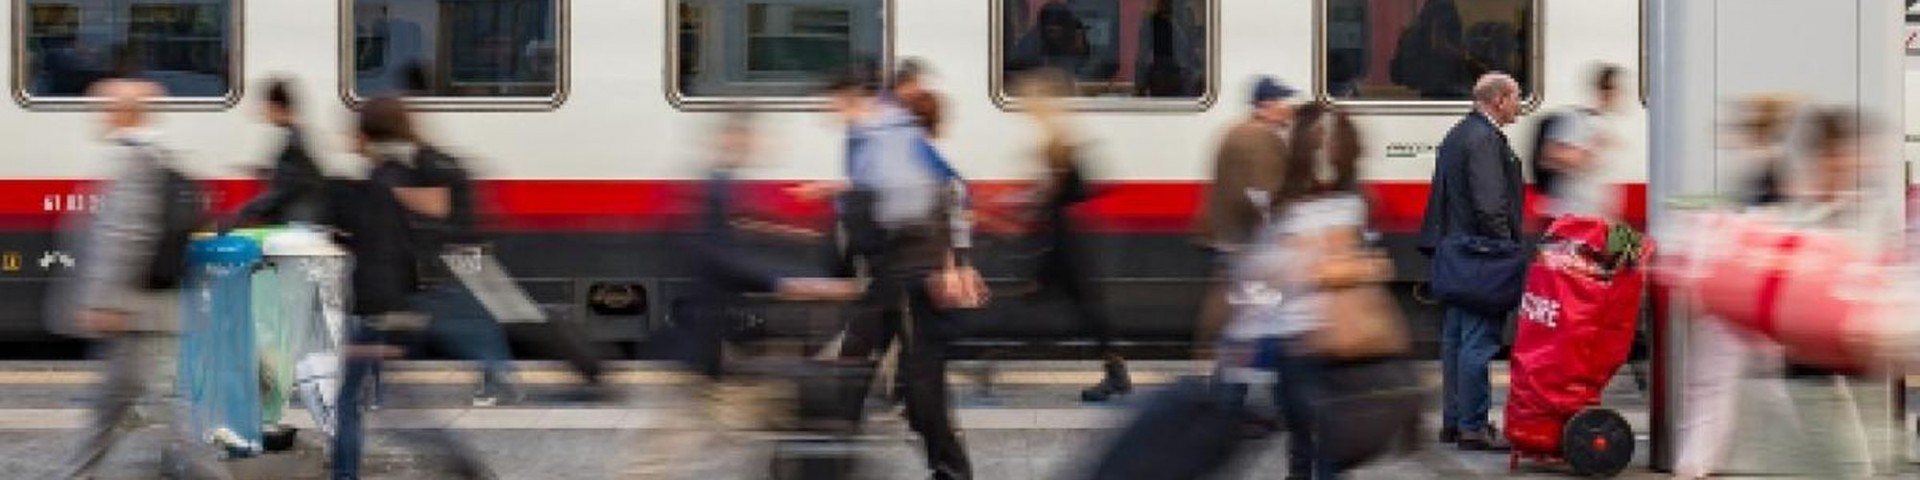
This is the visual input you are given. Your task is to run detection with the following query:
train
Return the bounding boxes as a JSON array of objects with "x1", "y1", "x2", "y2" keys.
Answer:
[{"x1": 0, "y1": 0, "x2": 1907, "y2": 356}]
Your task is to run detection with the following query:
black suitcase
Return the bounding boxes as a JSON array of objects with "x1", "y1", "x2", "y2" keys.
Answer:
[{"x1": 1083, "y1": 377, "x2": 1248, "y2": 480}]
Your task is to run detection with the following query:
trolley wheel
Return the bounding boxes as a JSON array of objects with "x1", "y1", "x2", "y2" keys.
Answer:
[{"x1": 1561, "y1": 408, "x2": 1634, "y2": 477}]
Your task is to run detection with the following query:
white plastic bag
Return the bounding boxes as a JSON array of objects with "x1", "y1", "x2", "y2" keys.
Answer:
[{"x1": 295, "y1": 352, "x2": 341, "y2": 437}]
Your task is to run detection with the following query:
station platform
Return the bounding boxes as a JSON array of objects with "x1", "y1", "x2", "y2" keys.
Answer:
[{"x1": 0, "y1": 359, "x2": 1903, "y2": 479}]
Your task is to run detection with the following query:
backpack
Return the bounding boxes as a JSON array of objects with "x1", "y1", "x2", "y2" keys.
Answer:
[
  {"x1": 1526, "y1": 108, "x2": 1594, "y2": 198},
  {"x1": 143, "y1": 162, "x2": 205, "y2": 290}
]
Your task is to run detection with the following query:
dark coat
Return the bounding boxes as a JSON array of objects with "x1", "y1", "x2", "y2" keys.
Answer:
[
  {"x1": 330, "y1": 162, "x2": 420, "y2": 316},
  {"x1": 1419, "y1": 112, "x2": 1524, "y2": 254},
  {"x1": 234, "y1": 127, "x2": 324, "y2": 225}
]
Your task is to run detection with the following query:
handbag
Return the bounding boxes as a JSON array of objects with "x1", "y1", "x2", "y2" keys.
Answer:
[
  {"x1": 1302, "y1": 242, "x2": 1408, "y2": 359},
  {"x1": 1312, "y1": 278, "x2": 1409, "y2": 359},
  {"x1": 1430, "y1": 234, "x2": 1530, "y2": 316}
]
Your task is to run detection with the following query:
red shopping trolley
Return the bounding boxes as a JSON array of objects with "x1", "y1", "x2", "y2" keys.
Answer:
[{"x1": 1505, "y1": 216, "x2": 1651, "y2": 477}]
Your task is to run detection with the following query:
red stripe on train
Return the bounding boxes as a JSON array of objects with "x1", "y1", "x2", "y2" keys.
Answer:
[{"x1": 0, "y1": 179, "x2": 1648, "y2": 234}]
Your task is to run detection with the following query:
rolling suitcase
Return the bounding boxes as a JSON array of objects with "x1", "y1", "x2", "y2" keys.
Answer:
[{"x1": 1083, "y1": 377, "x2": 1247, "y2": 480}]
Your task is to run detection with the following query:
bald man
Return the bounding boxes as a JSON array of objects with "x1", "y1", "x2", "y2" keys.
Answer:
[
  {"x1": 56, "y1": 78, "x2": 231, "y2": 479},
  {"x1": 1418, "y1": 73, "x2": 1524, "y2": 451}
]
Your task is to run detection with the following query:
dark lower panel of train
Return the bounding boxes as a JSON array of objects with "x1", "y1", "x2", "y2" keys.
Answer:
[{"x1": 0, "y1": 231, "x2": 1475, "y2": 360}]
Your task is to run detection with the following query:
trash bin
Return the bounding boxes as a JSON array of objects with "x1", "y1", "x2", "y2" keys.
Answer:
[
  {"x1": 178, "y1": 233, "x2": 264, "y2": 457},
  {"x1": 255, "y1": 226, "x2": 350, "y2": 438},
  {"x1": 236, "y1": 227, "x2": 294, "y2": 429}
]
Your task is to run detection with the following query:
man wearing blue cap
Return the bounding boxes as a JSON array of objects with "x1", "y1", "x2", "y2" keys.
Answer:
[{"x1": 1193, "y1": 76, "x2": 1296, "y2": 353}]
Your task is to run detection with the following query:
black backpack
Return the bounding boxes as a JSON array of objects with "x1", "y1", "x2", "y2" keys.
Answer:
[
  {"x1": 143, "y1": 162, "x2": 205, "y2": 290},
  {"x1": 1526, "y1": 108, "x2": 1594, "y2": 198}
]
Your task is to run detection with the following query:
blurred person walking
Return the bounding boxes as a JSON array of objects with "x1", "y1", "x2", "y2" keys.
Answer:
[
  {"x1": 1011, "y1": 69, "x2": 1131, "y2": 401},
  {"x1": 1534, "y1": 64, "x2": 1625, "y2": 219},
  {"x1": 1670, "y1": 94, "x2": 1800, "y2": 479},
  {"x1": 1420, "y1": 73, "x2": 1525, "y2": 452},
  {"x1": 327, "y1": 97, "x2": 493, "y2": 480},
  {"x1": 823, "y1": 67, "x2": 981, "y2": 480},
  {"x1": 1228, "y1": 104, "x2": 1400, "y2": 479},
  {"x1": 1770, "y1": 108, "x2": 1883, "y2": 477},
  {"x1": 53, "y1": 61, "x2": 232, "y2": 480},
  {"x1": 1194, "y1": 77, "x2": 1295, "y2": 358},
  {"x1": 627, "y1": 112, "x2": 862, "y2": 479},
  {"x1": 228, "y1": 77, "x2": 324, "y2": 228}
]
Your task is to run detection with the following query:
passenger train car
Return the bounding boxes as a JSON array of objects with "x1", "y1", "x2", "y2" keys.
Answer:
[{"x1": 0, "y1": 0, "x2": 1687, "y2": 354}]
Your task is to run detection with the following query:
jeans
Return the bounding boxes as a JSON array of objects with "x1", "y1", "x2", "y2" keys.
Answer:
[
  {"x1": 333, "y1": 317, "x2": 485, "y2": 480},
  {"x1": 1441, "y1": 307, "x2": 1504, "y2": 432},
  {"x1": 415, "y1": 283, "x2": 516, "y2": 389},
  {"x1": 332, "y1": 319, "x2": 379, "y2": 480},
  {"x1": 1220, "y1": 337, "x2": 1336, "y2": 479}
]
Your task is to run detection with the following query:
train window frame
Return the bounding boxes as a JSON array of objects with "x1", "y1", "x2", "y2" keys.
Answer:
[
  {"x1": 336, "y1": 0, "x2": 571, "y2": 111},
  {"x1": 988, "y1": 0, "x2": 1220, "y2": 113},
  {"x1": 1311, "y1": 0, "x2": 1544, "y2": 115},
  {"x1": 11, "y1": 0, "x2": 246, "y2": 111},
  {"x1": 665, "y1": 0, "x2": 895, "y2": 112},
  {"x1": 1638, "y1": 0, "x2": 1647, "y2": 106}
]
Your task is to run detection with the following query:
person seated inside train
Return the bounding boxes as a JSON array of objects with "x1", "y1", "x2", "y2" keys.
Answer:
[{"x1": 1134, "y1": 0, "x2": 1202, "y2": 97}]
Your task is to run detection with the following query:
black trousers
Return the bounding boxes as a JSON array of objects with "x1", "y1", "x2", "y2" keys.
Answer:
[
  {"x1": 838, "y1": 274, "x2": 972, "y2": 480},
  {"x1": 1034, "y1": 243, "x2": 1113, "y2": 357}
]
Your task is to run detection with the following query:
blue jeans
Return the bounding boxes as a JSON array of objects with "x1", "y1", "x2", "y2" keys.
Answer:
[
  {"x1": 415, "y1": 284, "x2": 516, "y2": 389},
  {"x1": 1441, "y1": 307, "x2": 1504, "y2": 432},
  {"x1": 332, "y1": 319, "x2": 380, "y2": 480},
  {"x1": 333, "y1": 315, "x2": 489, "y2": 480},
  {"x1": 1222, "y1": 337, "x2": 1337, "y2": 479}
]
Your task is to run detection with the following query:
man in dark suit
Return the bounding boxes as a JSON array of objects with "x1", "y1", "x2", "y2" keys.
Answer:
[{"x1": 1419, "y1": 72, "x2": 1523, "y2": 451}]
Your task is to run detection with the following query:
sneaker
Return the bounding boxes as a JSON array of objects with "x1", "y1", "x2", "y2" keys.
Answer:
[
  {"x1": 1438, "y1": 426, "x2": 1459, "y2": 443},
  {"x1": 471, "y1": 384, "x2": 524, "y2": 408}
]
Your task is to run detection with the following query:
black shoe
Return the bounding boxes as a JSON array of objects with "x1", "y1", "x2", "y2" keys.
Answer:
[
  {"x1": 1080, "y1": 355, "x2": 1134, "y2": 402},
  {"x1": 1455, "y1": 428, "x2": 1511, "y2": 451},
  {"x1": 1438, "y1": 426, "x2": 1459, "y2": 443},
  {"x1": 1102, "y1": 355, "x2": 1133, "y2": 394}
]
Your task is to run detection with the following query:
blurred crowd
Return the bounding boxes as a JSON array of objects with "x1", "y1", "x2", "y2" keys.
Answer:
[{"x1": 34, "y1": 41, "x2": 1920, "y2": 480}]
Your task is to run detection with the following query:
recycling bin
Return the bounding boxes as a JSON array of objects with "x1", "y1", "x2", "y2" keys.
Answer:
[{"x1": 177, "y1": 233, "x2": 264, "y2": 457}]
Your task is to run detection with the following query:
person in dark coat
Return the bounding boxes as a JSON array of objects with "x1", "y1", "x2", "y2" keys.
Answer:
[
  {"x1": 1013, "y1": 69, "x2": 1131, "y2": 401},
  {"x1": 231, "y1": 77, "x2": 325, "y2": 226},
  {"x1": 675, "y1": 112, "x2": 859, "y2": 378},
  {"x1": 328, "y1": 97, "x2": 494, "y2": 480},
  {"x1": 1418, "y1": 72, "x2": 1523, "y2": 451}
]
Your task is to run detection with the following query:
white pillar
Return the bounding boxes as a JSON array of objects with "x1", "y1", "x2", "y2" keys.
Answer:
[{"x1": 1649, "y1": 0, "x2": 1906, "y2": 473}]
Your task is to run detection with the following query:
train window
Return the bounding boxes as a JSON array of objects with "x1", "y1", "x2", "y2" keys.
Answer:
[
  {"x1": 994, "y1": 0, "x2": 1214, "y2": 109},
  {"x1": 1319, "y1": 0, "x2": 1536, "y2": 104},
  {"x1": 346, "y1": 0, "x2": 563, "y2": 103},
  {"x1": 16, "y1": 0, "x2": 238, "y2": 105},
  {"x1": 672, "y1": 0, "x2": 887, "y2": 104}
]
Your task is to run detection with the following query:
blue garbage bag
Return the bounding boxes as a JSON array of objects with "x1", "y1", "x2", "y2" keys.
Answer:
[{"x1": 178, "y1": 234, "x2": 264, "y2": 457}]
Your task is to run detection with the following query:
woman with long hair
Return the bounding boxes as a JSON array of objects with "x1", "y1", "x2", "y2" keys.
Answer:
[
  {"x1": 1226, "y1": 102, "x2": 1378, "y2": 479},
  {"x1": 1014, "y1": 68, "x2": 1132, "y2": 401}
]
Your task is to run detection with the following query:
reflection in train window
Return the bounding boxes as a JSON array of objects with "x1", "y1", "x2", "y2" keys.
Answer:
[
  {"x1": 348, "y1": 0, "x2": 560, "y2": 98},
  {"x1": 998, "y1": 0, "x2": 1210, "y2": 101},
  {"x1": 18, "y1": 0, "x2": 235, "y2": 99},
  {"x1": 674, "y1": 0, "x2": 886, "y2": 99},
  {"x1": 1322, "y1": 0, "x2": 1534, "y2": 102}
]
